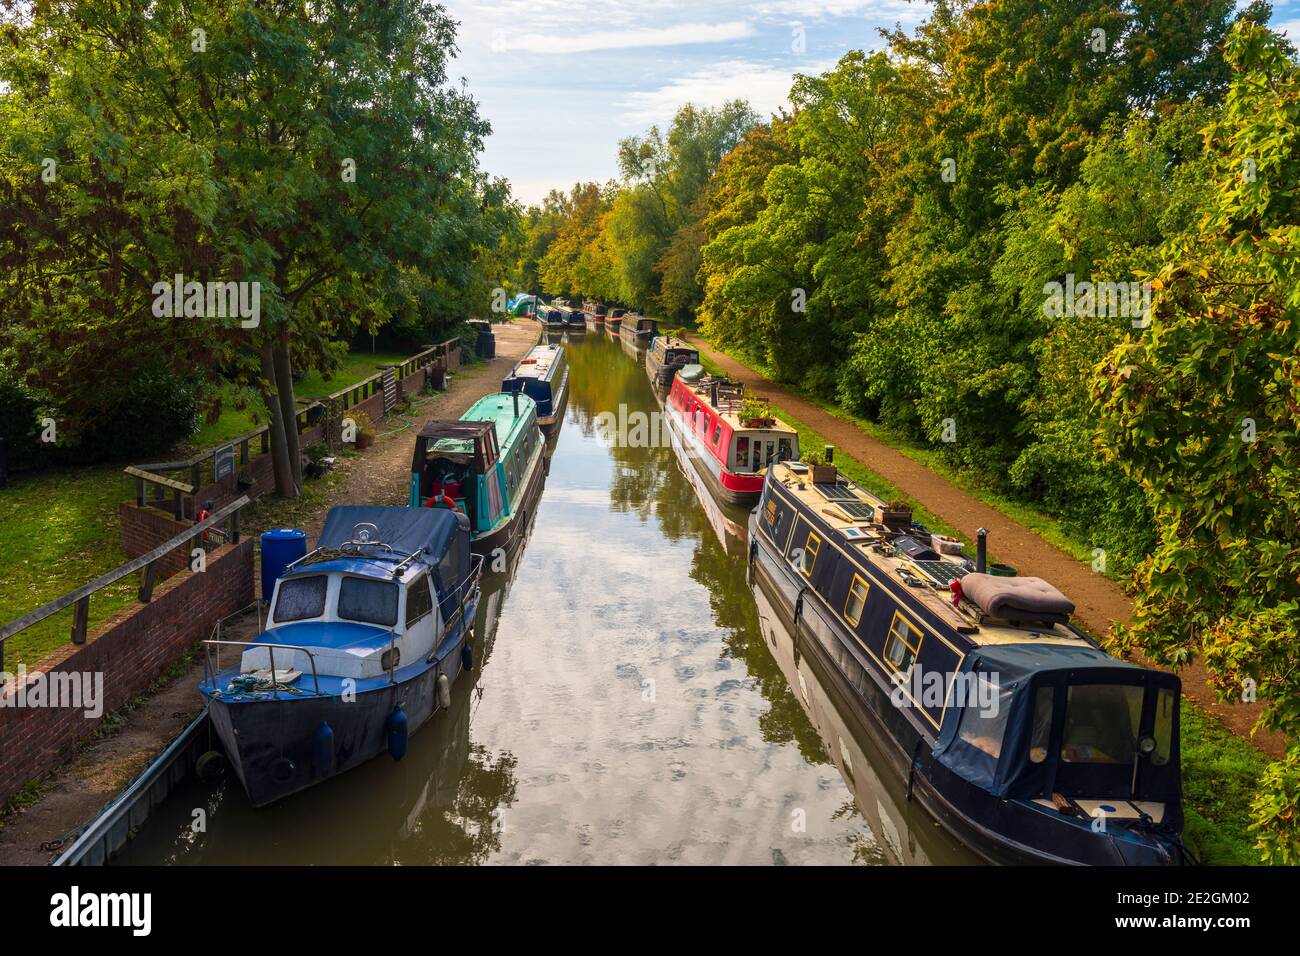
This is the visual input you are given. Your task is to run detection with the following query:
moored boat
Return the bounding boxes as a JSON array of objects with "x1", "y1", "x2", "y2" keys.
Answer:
[
  {"x1": 501, "y1": 343, "x2": 568, "y2": 438},
  {"x1": 618, "y1": 313, "x2": 658, "y2": 345},
  {"x1": 560, "y1": 306, "x2": 585, "y2": 329},
  {"x1": 199, "y1": 505, "x2": 482, "y2": 807},
  {"x1": 645, "y1": 334, "x2": 699, "y2": 388},
  {"x1": 583, "y1": 300, "x2": 606, "y2": 328},
  {"x1": 664, "y1": 372, "x2": 798, "y2": 506},
  {"x1": 604, "y1": 307, "x2": 624, "y2": 333},
  {"x1": 536, "y1": 305, "x2": 566, "y2": 330},
  {"x1": 748, "y1": 461, "x2": 1186, "y2": 865},
  {"x1": 408, "y1": 391, "x2": 547, "y2": 558}
]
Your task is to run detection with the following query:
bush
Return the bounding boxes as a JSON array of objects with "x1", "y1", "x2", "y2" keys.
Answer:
[
  {"x1": 0, "y1": 366, "x2": 47, "y2": 472},
  {"x1": 76, "y1": 365, "x2": 200, "y2": 463}
]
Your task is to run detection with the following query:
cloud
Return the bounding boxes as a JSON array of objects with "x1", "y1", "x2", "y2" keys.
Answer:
[
  {"x1": 618, "y1": 59, "x2": 834, "y2": 125},
  {"x1": 493, "y1": 21, "x2": 756, "y2": 54},
  {"x1": 1273, "y1": 18, "x2": 1300, "y2": 40}
]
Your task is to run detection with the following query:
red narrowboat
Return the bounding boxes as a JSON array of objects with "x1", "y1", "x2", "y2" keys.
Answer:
[{"x1": 664, "y1": 370, "x2": 799, "y2": 507}]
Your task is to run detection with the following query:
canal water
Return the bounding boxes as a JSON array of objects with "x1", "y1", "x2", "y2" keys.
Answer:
[{"x1": 120, "y1": 329, "x2": 978, "y2": 865}]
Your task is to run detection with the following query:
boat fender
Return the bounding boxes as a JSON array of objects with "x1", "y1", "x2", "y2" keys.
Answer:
[
  {"x1": 387, "y1": 705, "x2": 408, "y2": 761},
  {"x1": 314, "y1": 720, "x2": 335, "y2": 774},
  {"x1": 906, "y1": 738, "x2": 923, "y2": 802},
  {"x1": 436, "y1": 672, "x2": 452, "y2": 710},
  {"x1": 196, "y1": 749, "x2": 226, "y2": 782},
  {"x1": 462, "y1": 641, "x2": 474, "y2": 672}
]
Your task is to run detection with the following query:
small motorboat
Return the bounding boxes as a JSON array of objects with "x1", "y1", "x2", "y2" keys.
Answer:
[{"x1": 200, "y1": 505, "x2": 482, "y2": 807}]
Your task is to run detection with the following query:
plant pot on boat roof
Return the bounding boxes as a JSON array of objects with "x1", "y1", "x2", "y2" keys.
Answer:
[
  {"x1": 876, "y1": 499, "x2": 912, "y2": 532},
  {"x1": 739, "y1": 397, "x2": 774, "y2": 428},
  {"x1": 803, "y1": 448, "x2": 837, "y2": 484}
]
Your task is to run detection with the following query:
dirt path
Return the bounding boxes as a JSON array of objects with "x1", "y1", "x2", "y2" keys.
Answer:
[
  {"x1": 686, "y1": 334, "x2": 1283, "y2": 759},
  {"x1": 0, "y1": 322, "x2": 538, "y2": 865}
]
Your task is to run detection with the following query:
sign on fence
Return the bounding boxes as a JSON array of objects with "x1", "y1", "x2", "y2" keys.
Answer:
[
  {"x1": 214, "y1": 443, "x2": 236, "y2": 481},
  {"x1": 382, "y1": 367, "x2": 398, "y2": 414}
]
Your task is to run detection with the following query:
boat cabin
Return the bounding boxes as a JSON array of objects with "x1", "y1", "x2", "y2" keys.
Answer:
[
  {"x1": 536, "y1": 305, "x2": 565, "y2": 329},
  {"x1": 408, "y1": 419, "x2": 505, "y2": 535},
  {"x1": 646, "y1": 335, "x2": 699, "y2": 386},
  {"x1": 244, "y1": 506, "x2": 474, "y2": 683},
  {"x1": 668, "y1": 374, "x2": 798, "y2": 476}
]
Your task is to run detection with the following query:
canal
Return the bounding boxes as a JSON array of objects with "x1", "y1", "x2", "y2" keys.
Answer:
[{"x1": 119, "y1": 329, "x2": 978, "y2": 865}]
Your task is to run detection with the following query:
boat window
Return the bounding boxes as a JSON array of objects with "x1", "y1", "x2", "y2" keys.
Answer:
[
  {"x1": 439, "y1": 539, "x2": 463, "y2": 593},
  {"x1": 713, "y1": 423, "x2": 722, "y2": 446},
  {"x1": 958, "y1": 680, "x2": 1015, "y2": 758},
  {"x1": 844, "y1": 575, "x2": 870, "y2": 626},
  {"x1": 1152, "y1": 687, "x2": 1174, "y2": 766},
  {"x1": 763, "y1": 496, "x2": 780, "y2": 535},
  {"x1": 1029, "y1": 686, "x2": 1053, "y2": 763},
  {"x1": 1060, "y1": 683, "x2": 1143, "y2": 764},
  {"x1": 405, "y1": 575, "x2": 434, "y2": 627},
  {"x1": 884, "y1": 612, "x2": 922, "y2": 676},
  {"x1": 273, "y1": 575, "x2": 328, "y2": 623},
  {"x1": 798, "y1": 532, "x2": 821, "y2": 576},
  {"x1": 337, "y1": 577, "x2": 399, "y2": 627},
  {"x1": 778, "y1": 438, "x2": 793, "y2": 461},
  {"x1": 735, "y1": 436, "x2": 749, "y2": 470}
]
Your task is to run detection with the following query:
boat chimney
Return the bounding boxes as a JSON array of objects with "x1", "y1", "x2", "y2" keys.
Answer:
[
  {"x1": 512, "y1": 391, "x2": 519, "y2": 417},
  {"x1": 976, "y1": 528, "x2": 988, "y2": 574},
  {"x1": 824, "y1": 444, "x2": 834, "y2": 464},
  {"x1": 710, "y1": 382, "x2": 719, "y2": 408}
]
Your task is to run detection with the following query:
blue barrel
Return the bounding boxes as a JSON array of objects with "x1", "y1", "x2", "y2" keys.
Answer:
[{"x1": 260, "y1": 528, "x2": 307, "y2": 603}]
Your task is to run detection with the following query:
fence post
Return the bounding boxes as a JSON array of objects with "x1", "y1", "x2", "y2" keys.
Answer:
[
  {"x1": 138, "y1": 561, "x2": 157, "y2": 603},
  {"x1": 71, "y1": 596, "x2": 89, "y2": 645}
]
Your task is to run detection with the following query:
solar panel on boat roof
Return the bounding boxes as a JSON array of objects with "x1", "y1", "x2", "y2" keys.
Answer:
[
  {"x1": 912, "y1": 560, "x2": 968, "y2": 587},
  {"x1": 836, "y1": 501, "x2": 875, "y2": 520},
  {"x1": 814, "y1": 483, "x2": 857, "y2": 501}
]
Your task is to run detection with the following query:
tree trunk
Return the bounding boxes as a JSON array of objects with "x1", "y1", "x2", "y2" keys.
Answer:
[
  {"x1": 273, "y1": 326, "x2": 303, "y2": 494},
  {"x1": 260, "y1": 341, "x2": 297, "y2": 498}
]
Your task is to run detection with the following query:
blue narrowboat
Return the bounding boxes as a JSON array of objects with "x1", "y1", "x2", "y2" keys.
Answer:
[
  {"x1": 200, "y1": 505, "x2": 482, "y2": 807},
  {"x1": 501, "y1": 343, "x2": 568, "y2": 438},
  {"x1": 408, "y1": 391, "x2": 547, "y2": 558},
  {"x1": 748, "y1": 459, "x2": 1187, "y2": 865}
]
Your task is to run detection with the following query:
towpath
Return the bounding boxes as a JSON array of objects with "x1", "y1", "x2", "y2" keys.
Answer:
[{"x1": 683, "y1": 334, "x2": 1283, "y2": 758}]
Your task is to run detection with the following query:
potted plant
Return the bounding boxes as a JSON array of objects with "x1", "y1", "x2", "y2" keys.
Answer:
[
  {"x1": 739, "y1": 398, "x2": 774, "y2": 428},
  {"x1": 877, "y1": 498, "x2": 912, "y2": 532},
  {"x1": 803, "y1": 449, "x2": 837, "y2": 484}
]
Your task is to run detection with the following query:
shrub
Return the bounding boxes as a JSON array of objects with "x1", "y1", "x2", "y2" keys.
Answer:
[{"x1": 0, "y1": 366, "x2": 47, "y2": 472}]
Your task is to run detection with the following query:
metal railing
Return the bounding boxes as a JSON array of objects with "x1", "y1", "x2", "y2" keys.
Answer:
[
  {"x1": 201, "y1": 639, "x2": 323, "y2": 699},
  {"x1": 0, "y1": 496, "x2": 250, "y2": 671}
]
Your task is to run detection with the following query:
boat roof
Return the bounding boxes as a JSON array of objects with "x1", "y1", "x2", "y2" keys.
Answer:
[
  {"x1": 291, "y1": 504, "x2": 465, "y2": 582},
  {"x1": 463, "y1": 391, "x2": 536, "y2": 452},
  {"x1": 653, "y1": 335, "x2": 697, "y2": 352},
  {"x1": 766, "y1": 460, "x2": 1092, "y2": 650},
  {"x1": 677, "y1": 376, "x2": 797, "y2": 435},
  {"x1": 507, "y1": 344, "x2": 563, "y2": 382}
]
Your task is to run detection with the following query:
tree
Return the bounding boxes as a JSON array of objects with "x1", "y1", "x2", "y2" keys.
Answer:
[{"x1": 1093, "y1": 22, "x2": 1300, "y2": 862}]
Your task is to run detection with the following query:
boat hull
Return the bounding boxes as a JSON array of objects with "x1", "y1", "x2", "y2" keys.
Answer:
[
  {"x1": 471, "y1": 435, "x2": 548, "y2": 560},
  {"x1": 208, "y1": 626, "x2": 474, "y2": 808},
  {"x1": 645, "y1": 351, "x2": 686, "y2": 388},
  {"x1": 663, "y1": 400, "x2": 762, "y2": 507},
  {"x1": 748, "y1": 515, "x2": 1184, "y2": 866}
]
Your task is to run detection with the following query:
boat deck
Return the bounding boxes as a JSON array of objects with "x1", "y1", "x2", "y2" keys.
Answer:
[{"x1": 767, "y1": 461, "x2": 1090, "y2": 649}]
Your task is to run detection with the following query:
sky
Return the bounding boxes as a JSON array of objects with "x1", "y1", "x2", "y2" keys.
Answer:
[{"x1": 440, "y1": 0, "x2": 1300, "y2": 207}]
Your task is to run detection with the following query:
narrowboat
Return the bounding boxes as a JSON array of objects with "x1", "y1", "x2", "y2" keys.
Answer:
[
  {"x1": 536, "y1": 305, "x2": 565, "y2": 330},
  {"x1": 583, "y1": 300, "x2": 606, "y2": 328},
  {"x1": 645, "y1": 334, "x2": 699, "y2": 388},
  {"x1": 199, "y1": 505, "x2": 482, "y2": 807},
  {"x1": 408, "y1": 391, "x2": 547, "y2": 558},
  {"x1": 664, "y1": 371, "x2": 799, "y2": 507},
  {"x1": 501, "y1": 343, "x2": 569, "y2": 438},
  {"x1": 748, "y1": 460, "x2": 1186, "y2": 865},
  {"x1": 509, "y1": 294, "x2": 538, "y2": 319},
  {"x1": 618, "y1": 313, "x2": 658, "y2": 345},
  {"x1": 605, "y1": 307, "x2": 625, "y2": 333},
  {"x1": 560, "y1": 306, "x2": 585, "y2": 329}
]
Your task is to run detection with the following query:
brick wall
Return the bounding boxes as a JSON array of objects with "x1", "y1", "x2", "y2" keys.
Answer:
[
  {"x1": 0, "y1": 538, "x2": 254, "y2": 804},
  {"x1": 119, "y1": 503, "x2": 194, "y2": 579}
]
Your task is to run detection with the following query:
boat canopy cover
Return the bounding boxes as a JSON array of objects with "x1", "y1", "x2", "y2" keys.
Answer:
[
  {"x1": 679, "y1": 364, "x2": 705, "y2": 382},
  {"x1": 932, "y1": 643, "x2": 1181, "y2": 807},
  {"x1": 319, "y1": 503, "x2": 465, "y2": 567}
]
